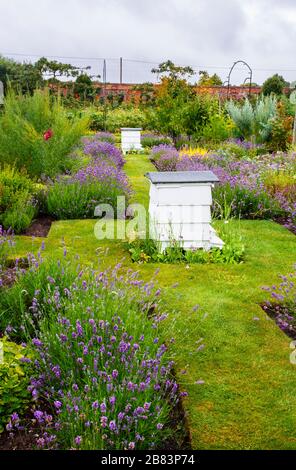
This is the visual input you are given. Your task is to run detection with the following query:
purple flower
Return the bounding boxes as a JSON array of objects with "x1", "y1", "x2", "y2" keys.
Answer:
[
  {"x1": 109, "y1": 396, "x2": 116, "y2": 406},
  {"x1": 32, "y1": 338, "x2": 43, "y2": 348},
  {"x1": 101, "y1": 416, "x2": 108, "y2": 428},
  {"x1": 74, "y1": 436, "x2": 82, "y2": 446},
  {"x1": 100, "y1": 402, "x2": 107, "y2": 413},
  {"x1": 10, "y1": 412, "x2": 20, "y2": 423},
  {"x1": 34, "y1": 410, "x2": 44, "y2": 423},
  {"x1": 109, "y1": 420, "x2": 117, "y2": 432},
  {"x1": 54, "y1": 401, "x2": 62, "y2": 409},
  {"x1": 112, "y1": 369, "x2": 118, "y2": 379}
]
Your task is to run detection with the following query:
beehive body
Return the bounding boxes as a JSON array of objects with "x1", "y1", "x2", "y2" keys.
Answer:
[
  {"x1": 121, "y1": 128, "x2": 142, "y2": 153},
  {"x1": 146, "y1": 171, "x2": 224, "y2": 251}
]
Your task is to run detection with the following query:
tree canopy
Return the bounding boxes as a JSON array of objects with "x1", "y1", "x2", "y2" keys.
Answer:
[
  {"x1": 262, "y1": 74, "x2": 289, "y2": 96},
  {"x1": 0, "y1": 56, "x2": 43, "y2": 94},
  {"x1": 35, "y1": 57, "x2": 90, "y2": 81},
  {"x1": 197, "y1": 71, "x2": 222, "y2": 86}
]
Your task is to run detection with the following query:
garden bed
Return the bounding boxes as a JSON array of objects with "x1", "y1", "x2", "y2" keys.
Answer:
[
  {"x1": 24, "y1": 216, "x2": 54, "y2": 238},
  {"x1": 262, "y1": 303, "x2": 296, "y2": 340}
]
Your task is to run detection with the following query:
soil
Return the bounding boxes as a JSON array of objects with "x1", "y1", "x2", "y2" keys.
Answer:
[
  {"x1": 0, "y1": 266, "x2": 18, "y2": 288},
  {"x1": 261, "y1": 303, "x2": 296, "y2": 340},
  {"x1": 0, "y1": 430, "x2": 36, "y2": 450},
  {"x1": 274, "y1": 216, "x2": 296, "y2": 236},
  {"x1": 24, "y1": 216, "x2": 54, "y2": 238}
]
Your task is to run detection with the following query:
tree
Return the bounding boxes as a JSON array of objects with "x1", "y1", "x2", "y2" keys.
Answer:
[
  {"x1": 151, "y1": 61, "x2": 195, "y2": 139},
  {"x1": 0, "y1": 56, "x2": 43, "y2": 94},
  {"x1": 35, "y1": 57, "x2": 88, "y2": 81},
  {"x1": 73, "y1": 73, "x2": 100, "y2": 102},
  {"x1": 152, "y1": 60, "x2": 194, "y2": 80},
  {"x1": 151, "y1": 61, "x2": 213, "y2": 140},
  {"x1": 240, "y1": 82, "x2": 258, "y2": 87},
  {"x1": 262, "y1": 74, "x2": 289, "y2": 96},
  {"x1": 197, "y1": 70, "x2": 222, "y2": 86}
]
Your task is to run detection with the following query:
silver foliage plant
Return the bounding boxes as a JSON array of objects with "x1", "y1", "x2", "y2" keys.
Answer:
[{"x1": 226, "y1": 95, "x2": 277, "y2": 143}]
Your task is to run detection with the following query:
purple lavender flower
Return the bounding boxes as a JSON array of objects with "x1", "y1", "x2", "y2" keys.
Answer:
[{"x1": 74, "y1": 436, "x2": 82, "y2": 446}]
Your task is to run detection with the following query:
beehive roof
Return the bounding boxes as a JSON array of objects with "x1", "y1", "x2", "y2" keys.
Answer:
[{"x1": 145, "y1": 171, "x2": 219, "y2": 184}]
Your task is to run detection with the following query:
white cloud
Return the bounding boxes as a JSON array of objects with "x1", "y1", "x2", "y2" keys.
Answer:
[{"x1": 1, "y1": 0, "x2": 296, "y2": 84}]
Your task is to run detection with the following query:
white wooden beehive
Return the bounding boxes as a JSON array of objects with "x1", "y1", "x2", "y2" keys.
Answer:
[
  {"x1": 121, "y1": 128, "x2": 142, "y2": 153},
  {"x1": 0, "y1": 81, "x2": 4, "y2": 105},
  {"x1": 146, "y1": 171, "x2": 224, "y2": 251}
]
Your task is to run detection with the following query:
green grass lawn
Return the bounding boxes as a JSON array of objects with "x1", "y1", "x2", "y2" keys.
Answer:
[{"x1": 12, "y1": 153, "x2": 296, "y2": 449}]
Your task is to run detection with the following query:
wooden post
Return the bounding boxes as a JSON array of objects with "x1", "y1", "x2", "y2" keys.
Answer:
[{"x1": 120, "y1": 57, "x2": 123, "y2": 84}]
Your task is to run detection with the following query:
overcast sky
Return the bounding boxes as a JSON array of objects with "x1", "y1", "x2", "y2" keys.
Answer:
[{"x1": 1, "y1": 0, "x2": 296, "y2": 85}]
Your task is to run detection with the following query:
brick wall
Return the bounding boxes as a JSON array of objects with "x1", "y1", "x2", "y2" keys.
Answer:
[
  {"x1": 98, "y1": 83, "x2": 263, "y2": 102},
  {"x1": 51, "y1": 82, "x2": 289, "y2": 102}
]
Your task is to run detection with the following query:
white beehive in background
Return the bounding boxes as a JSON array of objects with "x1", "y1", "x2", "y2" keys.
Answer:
[
  {"x1": 0, "y1": 81, "x2": 4, "y2": 105},
  {"x1": 121, "y1": 128, "x2": 142, "y2": 153},
  {"x1": 146, "y1": 171, "x2": 224, "y2": 251}
]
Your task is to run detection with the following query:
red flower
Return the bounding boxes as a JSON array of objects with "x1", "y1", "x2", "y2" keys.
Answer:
[{"x1": 43, "y1": 129, "x2": 53, "y2": 141}]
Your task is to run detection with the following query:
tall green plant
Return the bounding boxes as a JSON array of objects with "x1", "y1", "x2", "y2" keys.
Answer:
[{"x1": 0, "y1": 89, "x2": 89, "y2": 177}]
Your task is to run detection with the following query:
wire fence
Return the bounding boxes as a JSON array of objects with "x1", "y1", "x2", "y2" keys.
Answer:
[
  {"x1": 0, "y1": 53, "x2": 265, "y2": 84},
  {"x1": 3, "y1": 52, "x2": 296, "y2": 85}
]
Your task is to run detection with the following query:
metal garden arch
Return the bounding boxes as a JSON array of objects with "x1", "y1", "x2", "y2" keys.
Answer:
[{"x1": 226, "y1": 60, "x2": 253, "y2": 98}]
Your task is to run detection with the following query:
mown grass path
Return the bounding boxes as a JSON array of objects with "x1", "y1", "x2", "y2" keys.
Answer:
[{"x1": 14, "y1": 154, "x2": 296, "y2": 449}]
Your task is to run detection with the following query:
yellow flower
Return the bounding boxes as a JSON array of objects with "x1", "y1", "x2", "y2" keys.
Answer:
[{"x1": 179, "y1": 147, "x2": 208, "y2": 157}]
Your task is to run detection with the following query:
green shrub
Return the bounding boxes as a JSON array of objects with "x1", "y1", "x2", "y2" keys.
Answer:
[
  {"x1": 0, "y1": 89, "x2": 89, "y2": 177},
  {"x1": 199, "y1": 112, "x2": 232, "y2": 143},
  {"x1": 88, "y1": 107, "x2": 147, "y2": 132},
  {"x1": 0, "y1": 165, "x2": 39, "y2": 233},
  {"x1": 0, "y1": 337, "x2": 31, "y2": 433}
]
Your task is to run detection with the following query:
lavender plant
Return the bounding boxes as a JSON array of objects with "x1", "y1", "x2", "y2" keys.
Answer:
[
  {"x1": 262, "y1": 267, "x2": 296, "y2": 339},
  {"x1": 3, "y1": 254, "x2": 185, "y2": 450},
  {"x1": 83, "y1": 139, "x2": 125, "y2": 168},
  {"x1": 94, "y1": 132, "x2": 116, "y2": 143},
  {"x1": 46, "y1": 136, "x2": 131, "y2": 219},
  {"x1": 151, "y1": 146, "x2": 293, "y2": 225},
  {"x1": 141, "y1": 133, "x2": 171, "y2": 148}
]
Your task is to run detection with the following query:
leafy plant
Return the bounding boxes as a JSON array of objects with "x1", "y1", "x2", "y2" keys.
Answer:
[
  {"x1": 0, "y1": 337, "x2": 31, "y2": 433},
  {"x1": 0, "y1": 165, "x2": 39, "y2": 233},
  {"x1": 200, "y1": 112, "x2": 232, "y2": 143},
  {"x1": 126, "y1": 226, "x2": 245, "y2": 265}
]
